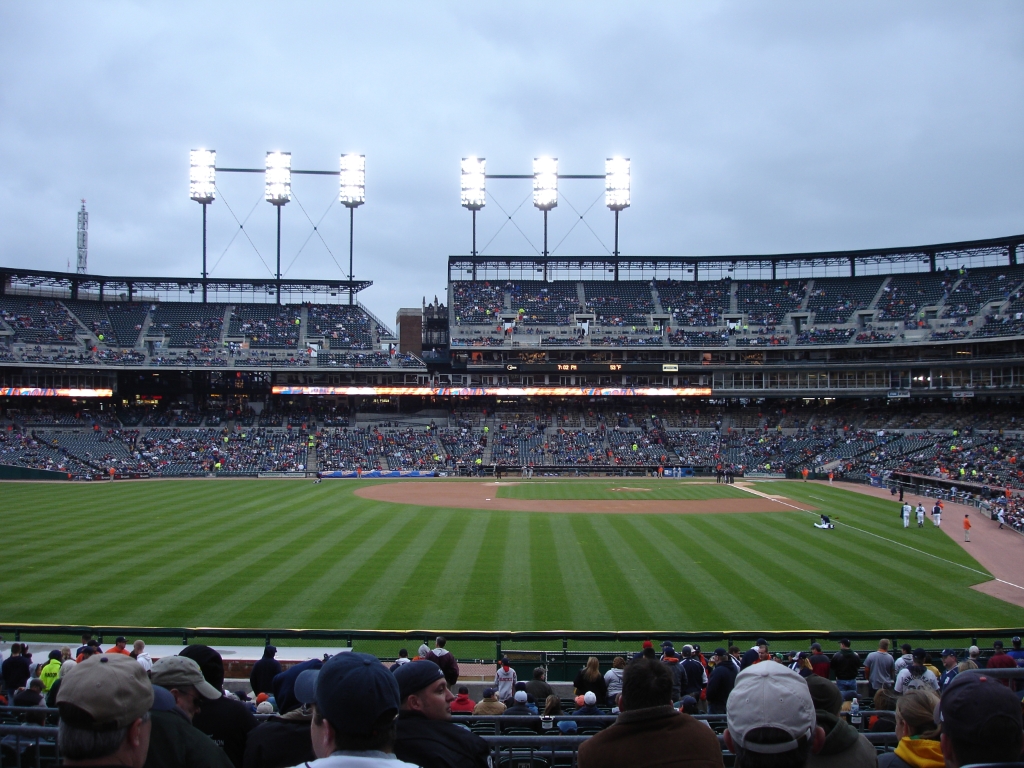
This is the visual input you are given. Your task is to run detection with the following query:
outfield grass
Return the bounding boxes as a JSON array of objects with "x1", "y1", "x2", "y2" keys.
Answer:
[
  {"x1": 1, "y1": 479, "x2": 1021, "y2": 633},
  {"x1": 497, "y1": 480, "x2": 750, "y2": 501}
]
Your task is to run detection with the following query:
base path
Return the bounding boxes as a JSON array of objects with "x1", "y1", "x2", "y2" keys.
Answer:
[
  {"x1": 354, "y1": 481, "x2": 813, "y2": 514},
  {"x1": 825, "y1": 481, "x2": 1024, "y2": 610}
]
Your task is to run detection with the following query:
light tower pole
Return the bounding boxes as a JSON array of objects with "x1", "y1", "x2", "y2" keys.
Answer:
[
  {"x1": 605, "y1": 157, "x2": 630, "y2": 258},
  {"x1": 265, "y1": 151, "x2": 292, "y2": 305},
  {"x1": 461, "y1": 157, "x2": 486, "y2": 256},
  {"x1": 532, "y1": 157, "x2": 558, "y2": 257}
]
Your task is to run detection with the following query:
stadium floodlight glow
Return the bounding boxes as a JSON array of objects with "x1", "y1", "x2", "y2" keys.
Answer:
[
  {"x1": 264, "y1": 151, "x2": 292, "y2": 205},
  {"x1": 461, "y1": 157, "x2": 486, "y2": 210},
  {"x1": 189, "y1": 149, "x2": 216, "y2": 203},
  {"x1": 339, "y1": 153, "x2": 365, "y2": 207},
  {"x1": 532, "y1": 156, "x2": 558, "y2": 211},
  {"x1": 605, "y1": 157, "x2": 630, "y2": 211}
]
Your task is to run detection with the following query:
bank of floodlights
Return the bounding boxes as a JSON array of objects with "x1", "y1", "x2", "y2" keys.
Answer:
[
  {"x1": 462, "y1": 155, "x2": 628, "y2": 258},
  {"x1": 605, "y1": 157, "x2": 630, "y2": 257},
  {"x1": 264, "y1": 151, "x2": 292, "y2": 205},
  {"x1": 461, "y1": 157, "x2": 486, "y2": 256},
  {"x1": 189, "y1": 149, "x2": 216, "y2": 297},
  {"x1": 190, "y1": 149, "x2": 365, "y2": 305}
]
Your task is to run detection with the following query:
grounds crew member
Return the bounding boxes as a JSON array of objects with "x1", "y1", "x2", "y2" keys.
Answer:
[{"x1": 39, "y1": 649, "x2": 63, "y2": 692}]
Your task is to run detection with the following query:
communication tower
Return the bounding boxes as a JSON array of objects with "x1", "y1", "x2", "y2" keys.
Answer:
[{"x1": 76, "y1": 200, "x2": 88, "y2": 274}]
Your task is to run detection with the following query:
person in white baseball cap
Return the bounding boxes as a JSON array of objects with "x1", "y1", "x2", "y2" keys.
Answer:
[{"x1": 724, "y1": 662, "x2": 826, "y2": 768}]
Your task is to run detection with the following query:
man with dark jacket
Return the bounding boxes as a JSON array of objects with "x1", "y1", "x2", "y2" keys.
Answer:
[
  {"x1": 706, "y1": 648, "x2": 737, "y2": 715},
  {"x1": 392, "y1": 660, "x2": 489, "y2": 768},
  {"x1": 740, "y1": 639, "x2": 768, "y2": 670},
  {"x1": 830, "y1": 639, "x2": 860, "y2": 696},
  {"x1": 242, "y1": 705, "x2": 315, "y2": 768},
  {"x1": 524, "y1": 666, "x2": 554, "y2": 703},
  {"x1": 679, "y1": 645, "x2": 707, "y2": 699},
  {"x1": 424, "y1": 636, "x2": 459, "y2": 688},
  {"x1": 805, "y1": 675, "x2": 876, "y2": 768},
  {"x1": 250, "y1": 646, "x2": 282, "y2": 696},
  {"x1": 145, "y1": 685, "x2": 236, "y2": 768},
  {"x1": 577, "y1": 658, "x2": 723, "y2": 768},
  {"x1": 272, "y1": 658, "x2": 322, "y2": 715},
  {"x1": 179, "y1": 644, "x2": 258, "y2": 768},
  {"x1": 809, "y1": 643, "x2": 832, "y2": 678},
  {"x1": 1, "y1": 643, "x2": 31, "y2": 695}
]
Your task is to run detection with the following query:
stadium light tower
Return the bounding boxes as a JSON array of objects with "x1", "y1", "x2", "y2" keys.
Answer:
[
  {"x1": 190, "y1": 149, "x2": 216, "y2": 300},
  {"x1": 605, "y1": 157, "x2": 630, "y2": 258},
  {"x1": 533, "y1": 157, "x2": 558, "y2": 257},
  {"x1": 265, "y1": 151, "x2": 291, "y2": 304},
  {"x1": 339, "y1": 153, "x2": 365, "y2": 304},
  {"x1": 461, "y1": 157, "x2": 486, "y2": 257}
]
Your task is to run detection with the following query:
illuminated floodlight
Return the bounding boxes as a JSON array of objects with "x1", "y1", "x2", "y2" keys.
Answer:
[
  {"x1": 461, "y1": 157, "x2": 486, "y2": 210},
  {"x1": 265, "y1": 151, "x2": 292, "y2": 205},
  {"x1": 339, "y1": 153, "x2": 365, "y2": 207},
  {"x1": 533, "y1": 157, "x2": 558, "y2": 210},
  {"x1": 605, "y1": 157, "x2": 630, "y2": 210},
  {"x1": 189, "y1": 149, "x2": 216, "y2": 203}
]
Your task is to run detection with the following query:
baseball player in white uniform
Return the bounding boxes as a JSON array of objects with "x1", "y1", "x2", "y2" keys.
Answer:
[
  {"x1": 902, "y1": 502, "x2": 912, "y2": 528},
  {"x1": 916, "y1": 503, "x2": 925, "y2": 528}
]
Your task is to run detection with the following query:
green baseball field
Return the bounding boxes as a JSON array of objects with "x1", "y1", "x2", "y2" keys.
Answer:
[{"x1": 2, "y1": 478, "x2": 1022, "y2": 632}]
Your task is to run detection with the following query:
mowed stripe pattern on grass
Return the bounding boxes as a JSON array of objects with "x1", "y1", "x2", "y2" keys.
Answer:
[
  {"x1": 1, "y1": 480, "x2": 1022, "y2": 631},
  {"x1": 497, "y1": 481, "x2": 750, "y2": 501}
]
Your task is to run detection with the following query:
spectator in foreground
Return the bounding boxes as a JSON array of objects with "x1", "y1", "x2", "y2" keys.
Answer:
[
  {"x1": 808, "y1": 643, "x2": 831, "y2": 678},
  {"x1": 503, "y1": 690, "x2": 535, "y2": 716},
  {"x1": 56, "y1": 654, "x2": 154, "y2": 768},
  {"x1": 984, "y1": 640, "x2": 1017, "y2": 686},
  {"x1": 243, "y1": 696, "x2": 314, "y2": 768},
  {"x1": 250, "y1": 646, "x2": 281, "y2": 696},
  {"x1": 573, "y1": 691, "x2": 602, "y2": 716},
  {"x1": 894, "y1": 644, "x2": 914, "y2": 674},
  {"x1": 449, "y1": 686, "x2": 475, "y2": 713},
  {"x1": 389, "y1": 649, "x2": 410, "y2": 671},
  {"x1": 723, "y1": 662, "x2": 825, "y2": 768},
  {"x1": 894, "y1": 650, "x2": 939, "y2": 694},
  {"x1": 107, "y1": 636, "x2": 132, "y2": 656},
  {"x1": 287, "y1": 652, "x2": 417, "y2": 768},
  {"x1": 179, "y1": 644, "x2": 259, "y2": 768},
  {"x1": 804, "y1": 675, "x2": 876, "y2": 768},
  {"x1": 145, "y1": 683, "x2": 234, "y2": 768},
  {"x1": 526, "y1": 665, "x2": 555, "y2": 704},
  {"x1": 877, "y1": 689, "x2": 941, "y2": 768},
  {"x1": 151, "y1": 655, "x2": 222, "y2": 722},
  {"x1": 577, "y1": 658, "x2": 723, "y2": 768},
  {"x1": 937, "y1": 672, "x2": 1023, "y2": 768},
  {"x1": 13, "y1": 678, "x2": 47, "y2": 724},
  {"x1": 392, "y1": 660, "x2": 490, "y2": 768},
  {"x1": 869, "y1": 688, "x2": 898, "y2": 733},
  {"x1": 39, "y1": 649, "x2": 63, "y2": 692},
  {"x1": 938, "y1": 649, "x2": 959, "y2": 690},
  {"x1": 2, "y1": 642, "x2": 31, "y2": 694},
  {"x1": 829, "y1": 639, "x2": 860, "y2": 697},
  {"x1": 472, "y1": 687, "x2": 505, "y2": 715}
]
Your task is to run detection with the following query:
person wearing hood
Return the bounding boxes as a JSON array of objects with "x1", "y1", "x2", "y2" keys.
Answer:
[
  {"x1": 38, "y1": 649, "x2": 63, "y2": 692},
  {"x1": 44, "y1": 658, "x2": 78, "y2": 708},
  {"x1": 179, "y1": 644, "x2": 258, "y2": 768},
  {"x1": 272, "y1": 658, "x2": 323, "y2": 715},
  {"x1": 250, "y1": 646, "x2": 281, "y2": 696},
  {"x1": 876, "y1": 690, "x2": 943, "y2": 768},
  {"x1": 134, "y1": 640, "x2": 154, "y2": 673},
  {"x1": 805, "y1": 675, "x2": 877, "y2": 768},
  {"x1": 425, "y1": 635, "x2": 460, "y2": 688},
  {"x1": 449, "y1": 686, "x2": 476, "y2": 713}
]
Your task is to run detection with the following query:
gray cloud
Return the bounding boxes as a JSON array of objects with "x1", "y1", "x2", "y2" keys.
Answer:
[{"x1": 1, "y1": 1, "x2": 1022, "y2": 323}]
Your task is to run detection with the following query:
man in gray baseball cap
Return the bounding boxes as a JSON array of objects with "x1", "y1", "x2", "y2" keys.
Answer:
[
  {"x1": 56, "y1": 654, "x2": 154, "y2": 768},
  {"x1": 150, "y1": 655, "x2": 221, "y2": 722},
  {"x1": 724, "y1": 662, "x2": 826, "y2": 768},
  {"x1": 289, "y1": 652, "x2": 418, "y2": 768}
]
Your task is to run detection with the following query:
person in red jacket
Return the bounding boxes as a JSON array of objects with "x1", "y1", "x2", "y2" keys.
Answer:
[
  {"x1": 985, "y1": 640, "x2": 1018, "y2": 687},
  {"x1": 808, "y1": 643, "x2": 831, "y2": 678},
  {"x1": 449, "y1": 686, "x2": 476, "y2": 713}
]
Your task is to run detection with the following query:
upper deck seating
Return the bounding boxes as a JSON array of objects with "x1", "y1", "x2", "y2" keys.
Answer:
[
  {"x1": 657, "y1": 279, "x2": 730, "y2": 327},
  {"x1": 508, "y1": 281, "x2": 579, "y2": 324},
  {"x1": 0, "y1": 297, "x2": 81, "y2": 344},
  {"x1": 452, "y1": 281, "x2": 506, "y2": 324},
  {"x1": 876, "y1": 272, "x2": 953, "y2": 320},
  {"x1": 806, "y1": 276, "x2": 885, "y2": 324},
  {"x1": 228, "y1": 305, "x2": 301, "y2": 348},
  {"x1": 146, "y1": 303, "x2": 226, "y2": 347},
  {"x1": 736, "y1": 281, "x2": 806, "y2": 324},
  {"x1": 306, "y1": 305, "x2": 374, "y2": 349},
  {"x1": 942, "y1": 266, "x2": 1024, "y2": 318},
  {"x1": 582, "y1": 282, "x2": 653, "y2": 326}
]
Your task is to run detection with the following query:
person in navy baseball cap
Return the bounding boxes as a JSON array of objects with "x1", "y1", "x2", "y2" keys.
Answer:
[
  {"x1": 292, "y1": 653, "x2": 417, "y2": 767},
  {"x1": 936, "y1": 672, "x2": 1023, "y2": 767}
]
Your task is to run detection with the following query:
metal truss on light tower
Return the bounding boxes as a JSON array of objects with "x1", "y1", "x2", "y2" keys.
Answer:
[
  {"x1": 461, "y1": 156, "x2": 626, "y2": 262},
  {"x1": 189, "y1": 150, "x2": 365, "y2": 305}
]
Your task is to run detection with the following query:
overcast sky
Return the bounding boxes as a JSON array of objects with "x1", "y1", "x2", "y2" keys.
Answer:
[{"x1": 1, "y1": 2, "x2": 1022, "y2": 323}]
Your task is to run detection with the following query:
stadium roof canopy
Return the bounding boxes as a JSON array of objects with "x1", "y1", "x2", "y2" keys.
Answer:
[
  {"x1": 449, "y1": 233, "x2": 1024, "y2": 282},
  {"x1": 0, "y1": 265, "x2": 371, "y2": 304}
]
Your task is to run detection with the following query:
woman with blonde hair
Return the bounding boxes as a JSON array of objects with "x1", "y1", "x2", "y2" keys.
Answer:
[
  {"x1": 573, "y1": 656, "x2": 608, "y2": 705},
  {"x1": 956, "y1": 659, "x2": 978, "y2": 674},
  {"x1": 543, "y1": 694, "x2": 563, "y2": 716},
  {"x1": 877, "y1": 689, "x2": 942, "y2": 768}
]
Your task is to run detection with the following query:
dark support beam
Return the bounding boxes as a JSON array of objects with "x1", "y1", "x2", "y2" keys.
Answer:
[
  {"x1": 929, "y1": 251, "x2": 936, "y2": 272},
  {"x1": 98, "y1": 282, "x2": 104, "y2": 302},
  {"x1": 694, "y1": 261, "x2": 699, "y2": 282},
  {"x1": 850, "y1": 256, "x2": 856, "y2": 278},
  {"x1": 771, "y1": 260, "x2": 777, "y2": 281},
  {"x1": 1011, "y1": 244, "x2": 1018, "y2": 266},
  {"x1": 70, "y1": 279, "x2": 78, "y2": 301}
]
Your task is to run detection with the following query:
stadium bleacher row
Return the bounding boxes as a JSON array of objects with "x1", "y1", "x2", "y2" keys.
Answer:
[
  {"x1": 447, "y1": 266, "x2": 1024, "y2": 347},
  {"x1": 0, "y1": 297, "x2": 417, "y2": 366}
]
